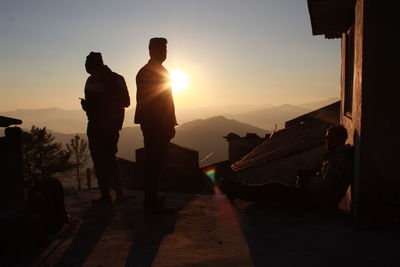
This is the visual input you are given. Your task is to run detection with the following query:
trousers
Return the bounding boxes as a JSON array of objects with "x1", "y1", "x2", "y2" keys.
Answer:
[
  {"x1": 140, "y1": 124, "x2": 171, "y2": 204},
  {"x1": 87, "y1": 123, "x2": 123, "y2": 197}
]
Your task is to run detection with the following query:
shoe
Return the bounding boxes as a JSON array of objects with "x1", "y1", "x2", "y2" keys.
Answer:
[
  {"x1": 144, "y1": 201, "x2": 175, "y2": 215},
  {"x1": 91, "y1": 195, "x2": 112, "y2": 206}
]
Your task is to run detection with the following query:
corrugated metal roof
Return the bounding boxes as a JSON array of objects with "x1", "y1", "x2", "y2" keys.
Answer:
[{"x1": 231, "y1": 102, "x2": 340, "y2": 172}]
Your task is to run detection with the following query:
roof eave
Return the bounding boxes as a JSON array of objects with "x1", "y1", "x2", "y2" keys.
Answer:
[{"x1": 307, "y1": 0, "x2": 356, "y2": 39}]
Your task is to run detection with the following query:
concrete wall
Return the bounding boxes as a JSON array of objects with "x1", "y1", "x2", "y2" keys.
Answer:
[
  {"x1": 134, "y1": 144, "x2": 209, "y2": 192},
  {"x1": 136, "y1": 144, "x2": 199, "y2": 170}
]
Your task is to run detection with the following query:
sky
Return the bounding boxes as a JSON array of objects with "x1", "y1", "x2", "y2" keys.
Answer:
[{"x1": 0, "y1": 0, "x2": 341, "y2": 113}]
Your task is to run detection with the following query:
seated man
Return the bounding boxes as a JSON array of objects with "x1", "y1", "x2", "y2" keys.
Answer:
[
  {"x1": 224, "y1": 125, "x2": 353, "y2": 209},
  {"x1": 297, "y1": 124, "x2": 353, "y2": 208}
]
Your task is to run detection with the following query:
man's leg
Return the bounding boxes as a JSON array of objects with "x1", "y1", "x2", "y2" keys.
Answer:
[
  {"x1": 142, "y1": 131, "x2": 171, "y2": 213},
  {"x1": 88, "y1": 125, "x2": 111, "y2": 204},
  {"x1": 143, "y1": 141, "x2": 168, "y2": 207},
  {"x1": 106, "y1": 130, "x2": 124, "y2": 197},
  {"x1": 140, "y1": 123, "x2": 173, "y2": 213},
  {"x1": 110, "y1": 158, "x2": 123, "y2": 196}
]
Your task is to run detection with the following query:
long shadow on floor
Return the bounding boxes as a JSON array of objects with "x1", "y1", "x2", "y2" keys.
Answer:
[
  {"x1": 124, "y1": 213, "x2": 176, "y2": 267},
  {"x1": 32, "y1": 191, "x2": 204, "y2": 266},
  {"x1": 123, "y1": 193, "x2": 196, "y2": 267},
  {"x1": 55, "y1": 205, "x2": 116, "y2": 266}
]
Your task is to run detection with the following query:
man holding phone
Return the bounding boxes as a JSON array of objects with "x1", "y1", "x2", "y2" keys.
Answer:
[{"x1": 81, "y1": 52, "x2": 130, "y2": 205}]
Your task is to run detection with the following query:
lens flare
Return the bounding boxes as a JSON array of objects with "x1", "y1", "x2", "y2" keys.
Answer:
[
  {"x1": 204, "y1": 167, "x2": 216, "y2": 184},
  {"x1": 203, "y1": 166, "x2": 222, "y2": 195}
]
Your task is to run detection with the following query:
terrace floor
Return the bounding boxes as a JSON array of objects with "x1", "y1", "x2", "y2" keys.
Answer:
[{"x1": 23, "y1": 189, "x2": 400, "y2": 267}]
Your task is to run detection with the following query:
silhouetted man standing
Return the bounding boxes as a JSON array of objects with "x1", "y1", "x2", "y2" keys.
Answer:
[
  {"x1": 135, "y1": 38, "x2": 177, "y2": 213},
  {"x1": 82, "y1": 52, "x2": 130, "y2": 205}
]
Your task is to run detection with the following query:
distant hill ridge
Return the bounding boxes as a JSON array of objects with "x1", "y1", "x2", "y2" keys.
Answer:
[
  {"x1": 46, "y1": 116, "x2": 267, "y2": 166},
  {"x1": 3, "y1": 108, "x2": 87, "y2": 134},
  {"x1": 226, "y1": 104, "x2": 310, "y2": 130},
  {"x1": 8, "y1": 98, "x2": 339, "y2": 165},
  {"x1": 173, "y1": 115, "x2": 267, "y2": 165},
  {"x1": 2, "y1": 98, "x2": 338, "y2": 134}
]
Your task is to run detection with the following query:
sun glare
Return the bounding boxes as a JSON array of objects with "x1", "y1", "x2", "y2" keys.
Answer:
[{"x1": 170, "y1": 69, "x2": 189, "y2": 94}]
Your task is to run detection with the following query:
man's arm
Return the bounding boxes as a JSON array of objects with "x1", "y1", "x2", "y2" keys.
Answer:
[
  {"x1": 117, "y1": 76, "x2": 130, "y2": 108},
  {"x1": 105, "y1": 75, "x2": 130, "y2": 111},
  {"x1": 81, "y1": 78, "x2": 91, "y2": 112},
  {"x1": 135, "y1": 68, "x2": 161, "y2": 123},
  {"x1": 306, "y1": 154, "x2": 352, "y2": 206}
]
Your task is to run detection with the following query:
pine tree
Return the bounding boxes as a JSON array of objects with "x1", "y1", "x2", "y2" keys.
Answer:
[
  {"x1": 22, "y1": 126, "x2": 72, "y2": 186},
  {"x1": 66, "y1": 135, "x2": 89, "y2": 191}
]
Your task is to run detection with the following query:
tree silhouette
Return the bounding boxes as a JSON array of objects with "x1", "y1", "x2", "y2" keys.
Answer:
[
  {"x1": 22, "y1": 126, "x2": 72, "y2": 186},
  {"x1": 66, "y1": 135, "x2": 89, "y2": 191}
]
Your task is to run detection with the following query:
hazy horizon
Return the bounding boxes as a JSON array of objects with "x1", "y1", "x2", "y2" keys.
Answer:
[
  {"x1": 2, "y1": 97, "x2": 339, "y2": 135},
  {"x1": 1, "y1": 97, "x2": 338, "y2": 113}
]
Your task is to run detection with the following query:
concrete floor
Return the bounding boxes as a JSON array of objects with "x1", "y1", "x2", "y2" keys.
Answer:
[{"x1": 26, "y1": 189, "x2": 400, "y2": 267}]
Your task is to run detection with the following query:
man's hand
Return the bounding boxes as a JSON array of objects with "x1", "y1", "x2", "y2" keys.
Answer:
[
  {"x1": 66, "y1": 215, "x2": 80, "y2": 228},
  {"x1": 169, "y1": 127, "x2": 176, "y2": 139},
  {"x1": 296, "y1": 169, "x2": 314, "y2": 188},
  {"x1": 80, "y1": 98, "x2": 88, "y2": 111}
]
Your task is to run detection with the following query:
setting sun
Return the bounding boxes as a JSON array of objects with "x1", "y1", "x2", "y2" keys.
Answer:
[{"x1": 170, "y1": 69, "x2": 189, "y2": 94}]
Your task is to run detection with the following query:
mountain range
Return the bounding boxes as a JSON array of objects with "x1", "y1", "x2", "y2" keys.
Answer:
[
  {"x1": 2, "y1": 98, "x2": 338, "y2": 166},
  {"x1": 224, "y1": 104, "x2": 309, "y2": 130},
  {"x1": 173, "y1": 116, "x2": 267, "y2": 165},
  {"x1": 48, "y1": 116, "x2": 267, "y2": 166},
  {"x1": 2, "y1": 98, "x2": 338, "y2": 133}
]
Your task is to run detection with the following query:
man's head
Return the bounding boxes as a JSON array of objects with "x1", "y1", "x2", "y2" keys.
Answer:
[
  {"x1": 149, "y1": 37, "x2": 167, "y2": 63},
  {"x1": 85, "y1": 52, "x2": 104, "y2": 75},
  {"x1": 325, "y1": 125, "x2": 348, "y2": 151}
]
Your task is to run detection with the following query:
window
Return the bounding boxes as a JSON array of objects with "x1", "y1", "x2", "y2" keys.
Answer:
[{"x1": 344, "y1": 25, "x2": 355, "y2": 116}]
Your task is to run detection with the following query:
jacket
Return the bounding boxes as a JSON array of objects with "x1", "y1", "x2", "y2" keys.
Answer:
[
  {"x1": 307, "y1": 144, "x2": 353, "y2": 207},
  {"x1": 83, "y1": 65, "x2": 130, "y2": 130},
  {"x1": 134, "y1": 59, "x2": 177, "y2": 131}
]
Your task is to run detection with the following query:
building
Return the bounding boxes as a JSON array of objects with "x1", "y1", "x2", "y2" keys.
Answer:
[
  {"x1": 224, "y1": 133, "x2": 268, "y2": 162},
  {"x1": 308, "y1": 0, "x2": 399, "y2": 223},
  {"x1": 229, "y1": 102, "x2": 340, "y2": 189}
]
